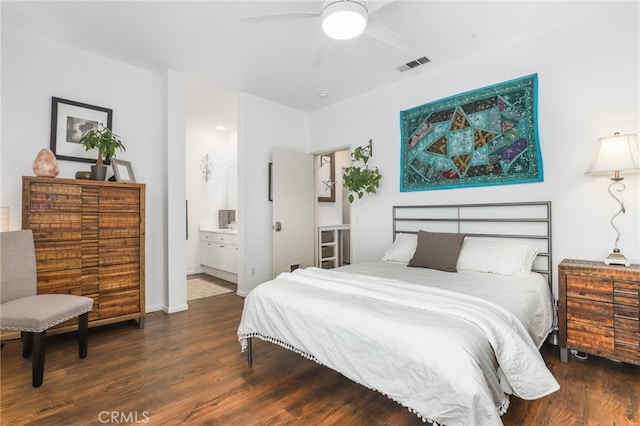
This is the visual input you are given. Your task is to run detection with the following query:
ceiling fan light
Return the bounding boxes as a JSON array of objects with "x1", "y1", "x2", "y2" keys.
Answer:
[{"x1": 321, "y1": 0, "x2": 368, "y2": 40}]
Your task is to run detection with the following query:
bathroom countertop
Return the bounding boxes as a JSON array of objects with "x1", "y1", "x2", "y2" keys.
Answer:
[{"x1": 199, "y1": 226, "x2": 237, "y2": 234}]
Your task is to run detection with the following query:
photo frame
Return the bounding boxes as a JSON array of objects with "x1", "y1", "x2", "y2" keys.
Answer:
[
  {"x1": 50, "y1": 97, "x2": 113, "y2": 164},
  {"x1": 112, "y1": 159, "x2": 136, "y2": 183},
  {"x1": 317, "y1": 153, "x2": 336, "y2": 203}
]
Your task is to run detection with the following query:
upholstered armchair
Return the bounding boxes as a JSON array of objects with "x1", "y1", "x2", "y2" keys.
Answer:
[{"x1": 0, "y1": 230, "x2": 94, "y2": 387}]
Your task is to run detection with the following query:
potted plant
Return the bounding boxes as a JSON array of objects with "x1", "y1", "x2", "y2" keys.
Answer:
[
  {"x1": 343, "y1": 139, "x2": 382, "y2": 203},
  {"x1": 79, "y1": 123, "x2": 126, "y2": 180}
]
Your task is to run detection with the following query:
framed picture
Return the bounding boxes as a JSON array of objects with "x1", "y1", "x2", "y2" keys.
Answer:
[
  {"x1": 50, "y1": 97, "x2": 113, "y2": 164},
  {"x1": 112, "y1": 159, "x2": 136, "y2": 183},
  {"x1": 317, "y1": 152, "x2": 336, "y2": 202}
]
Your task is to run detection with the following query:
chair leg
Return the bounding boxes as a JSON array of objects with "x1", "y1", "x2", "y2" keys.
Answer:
[
  {"x1": 21, "y1": 332, "x2": 33, "y2": 358},
  {"x1": 78, "y1": 312, "x2": 89, "y2": 359},
  {"x1": 32, "y1": 331, "x2": 46, "y2": 388}
]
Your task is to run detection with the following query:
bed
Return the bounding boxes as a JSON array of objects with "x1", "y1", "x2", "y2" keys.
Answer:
[{"x1": 237, "y1": 202, "x2": 559, "y2": 425}]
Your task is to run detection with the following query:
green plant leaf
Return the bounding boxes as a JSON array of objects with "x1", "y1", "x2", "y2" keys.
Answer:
[
  {"x1": 78, "y1": 123, "x2": 126, "y2": 166},
  {"x1": 342, "y1": 139, "x2": 381, "y2": 203}
]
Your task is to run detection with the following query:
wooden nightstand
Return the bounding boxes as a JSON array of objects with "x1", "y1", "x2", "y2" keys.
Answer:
[{"x1": 558, "y1": 259, "x2": 640, "y2": 366}]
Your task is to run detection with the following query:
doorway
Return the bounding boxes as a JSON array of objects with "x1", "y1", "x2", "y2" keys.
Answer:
[
  {"x1": 315, "y1": 148, "x2": 351, "y2": 268},
  {"x1": 186, "y1": 273, "x2": 236, "y2": 301}
]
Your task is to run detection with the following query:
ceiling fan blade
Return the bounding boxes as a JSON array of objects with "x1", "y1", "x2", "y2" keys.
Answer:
[
  {"x1": 240, "y1": 12, "x2": 320, "y2": 25},
  {"x1": 364, "y1": 16, "x2": 412, "y2": 52},
  {"x1": 366, "y1": 0, "x2": 397, "y2": 14}
]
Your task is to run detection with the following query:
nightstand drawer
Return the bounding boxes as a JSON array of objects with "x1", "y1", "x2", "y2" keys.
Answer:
[
  {"x1": 614, "y1": 280, "x2": 639, "y2": 307},
  {"x1": 567, "y1": 275, "x2": 613, "y2": 303},
  {"x1": 615, "y1": 329, "x2": 639, "y2": 346},
  {"x1": 566, "y1": 298, "x2": 613, "y2": 327},
  {"x1": 567, "y1": 321, "x2": 614, "y2": 351},
  {"x1": 615, "y1": 303, "x2": 639, "y2": 324},
  {"x1": 615, "y1": 328, "x2": 640, "y2": 360}
]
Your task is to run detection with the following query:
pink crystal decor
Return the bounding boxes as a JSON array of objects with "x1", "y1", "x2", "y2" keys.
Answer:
[{"x1": 32, "y1": 148, "x2": 59, "y2": 177}]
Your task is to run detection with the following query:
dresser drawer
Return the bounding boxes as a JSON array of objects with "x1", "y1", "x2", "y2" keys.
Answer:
[
  {"x1": 100, "y1": 289, "x2": 140, "y2": 318},
  {"x1": 614, "y1": 280, "x2": 639, "y2": 307},
  {"x1": 615, "y1": 303, "x2": 639, "y2": 324},
  {"x1": 37, "y1": 268, "x2": 82, "y2": 295},
  {"x1": 566, "y1": 298, "x2": 613, "y2": 328},
  {"x1": 567, "y1": 321, "x2": 614, "y2": 351},
  {"x1": 615, "y1": 337, "x2": 640, "y2": 360},
  {"x1": 567, "y1": 275, "x2": 613, "y2": 303},
  {"x1": 200, "y1": 231, "x2": 237, "y2": 245}
]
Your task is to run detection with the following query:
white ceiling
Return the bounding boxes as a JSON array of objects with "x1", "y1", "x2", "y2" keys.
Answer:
[{"x1": 2, "y1": 1, "x2": 600, "y2": 133}]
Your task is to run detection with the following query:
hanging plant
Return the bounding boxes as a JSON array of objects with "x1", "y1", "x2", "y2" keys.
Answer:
[{"x1": 343, "y1": 139, "x2": 382, "y2": 203}]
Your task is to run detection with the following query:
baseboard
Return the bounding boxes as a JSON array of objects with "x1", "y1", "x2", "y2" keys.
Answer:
[
  {"x1": 163, "y1": 304, "x2": 189, "y2": 314},
  {"x1": 145, "y1": 305, "x2": 164, "y2": 313},
  {"x1": 186, "y1": 267, "x2": 204, "y2": 276},
  {"x1": 202, "y1": 266, "x2": 238, "y2": 283}
]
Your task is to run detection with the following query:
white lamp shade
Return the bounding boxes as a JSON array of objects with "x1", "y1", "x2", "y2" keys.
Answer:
[
  {"x1": 321, "y1": 0, "x2": 368, "y2": 40},
  {"x1": 585, "y1": 133, "x2": 640, "y2": 176}
]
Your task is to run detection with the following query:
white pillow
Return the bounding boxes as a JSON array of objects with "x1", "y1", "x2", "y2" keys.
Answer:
[
  {"x1": 382, "y1": 233, "x2": 417, "y2": 264},
  {"x1": 456, "y1": 237, "x2": 539, "y2": 277}
]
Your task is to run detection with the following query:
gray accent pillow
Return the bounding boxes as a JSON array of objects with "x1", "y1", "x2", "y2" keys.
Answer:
[{"x1": 408, "y1": 231, "x2": 466, "y2": 272}]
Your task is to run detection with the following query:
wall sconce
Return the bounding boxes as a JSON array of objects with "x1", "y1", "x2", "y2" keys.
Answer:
[
  {"x1": 585, "y1": 132, "x2": 640, "y2": 266},
  {"x1": 1, "y1": 207, "x2": 9, "y2": 232},
  {"x1": 201, "y1": 154, "x2": 213, "y2": 182}
]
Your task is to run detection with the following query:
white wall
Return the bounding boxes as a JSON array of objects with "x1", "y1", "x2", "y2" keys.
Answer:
[
  {"x1": 308, "y1": 2, "x2": 640, "y2": 297},
  {"x1": 237, "y1": 94, "x2": 309, "y2": 295},
  {"x1": 0, "y1": 30, "x2": 171, "y2": 312},
  {"x1": 185, "y1": 126, "x2": 237, "y2": 274}
]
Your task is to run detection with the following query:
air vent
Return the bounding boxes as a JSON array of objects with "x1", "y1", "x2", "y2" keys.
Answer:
[{"x1": 397, "y1": 56, "x2": 430, "y2": 72}]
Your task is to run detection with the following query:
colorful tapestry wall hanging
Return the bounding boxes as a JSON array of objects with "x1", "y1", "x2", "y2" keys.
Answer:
[{"x1": 400, "y1": 74, "x2": 543, "y2": 191}]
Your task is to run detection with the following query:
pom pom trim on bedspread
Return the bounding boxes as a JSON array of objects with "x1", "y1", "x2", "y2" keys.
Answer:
[{"x1": 239, "y1": 333, "x2": 510, "y2": 425}]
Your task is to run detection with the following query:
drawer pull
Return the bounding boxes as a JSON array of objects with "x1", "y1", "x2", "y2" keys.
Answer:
[
  {"x1": 614, "y1": 339, "x2": 640, "y2": 347},
  {"x1": 614, "y1": 314, "x2": 639, "y2": 321},
  {"x1": 614, "y1": 290, "x2": 638, "y2": 295}
]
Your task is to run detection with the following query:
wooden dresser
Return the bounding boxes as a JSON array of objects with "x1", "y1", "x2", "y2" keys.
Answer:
[
  {"x1": 22, "y1": 176, "x2": 145, "y2": 332},
  {"x1": 558, "y1": 259, "x2": 639, "y2": 366}
]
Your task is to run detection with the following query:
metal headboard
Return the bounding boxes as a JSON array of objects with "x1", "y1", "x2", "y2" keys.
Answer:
[{"x1": 392, "y1": 201, "x2": 552, "y2": 287}]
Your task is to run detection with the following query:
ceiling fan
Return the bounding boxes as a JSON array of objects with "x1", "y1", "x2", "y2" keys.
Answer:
[{"x1": 240, "y1": 0, "x2": 412, "y2": 53}]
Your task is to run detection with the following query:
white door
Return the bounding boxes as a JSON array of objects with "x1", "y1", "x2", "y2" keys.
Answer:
[{"x1": 272, "y1": 149, "x2": 315, "y2": 277}]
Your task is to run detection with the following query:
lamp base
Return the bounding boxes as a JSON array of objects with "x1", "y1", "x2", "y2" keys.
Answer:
[{"x1": 604, "y1": 248, "x2": 631, "y2": 267}]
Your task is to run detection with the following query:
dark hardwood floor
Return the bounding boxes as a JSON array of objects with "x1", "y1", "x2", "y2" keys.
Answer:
[{"x1": 1, "y1": 292, "x2": 638, "y2": 425}]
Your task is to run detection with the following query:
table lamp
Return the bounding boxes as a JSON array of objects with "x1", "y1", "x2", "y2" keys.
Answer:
[{"x1": 585, "y1": 132, "x2": 640, "y2": 266}]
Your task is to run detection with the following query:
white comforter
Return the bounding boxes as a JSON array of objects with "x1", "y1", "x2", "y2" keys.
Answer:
[{"x1": 237, "y1": 265, "x2": 559, "y2": 425}]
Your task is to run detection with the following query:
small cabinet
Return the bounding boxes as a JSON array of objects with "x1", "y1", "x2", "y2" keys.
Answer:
[
  {"x1": 558, "y1": 259, "x2": 639, "y2": 366},
  {"x1": 200, "y1": 231, "x2": 237, "y2": 274},
  {"x1": 317, "y1": 225, "x2": 350, "y2": 269}
]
